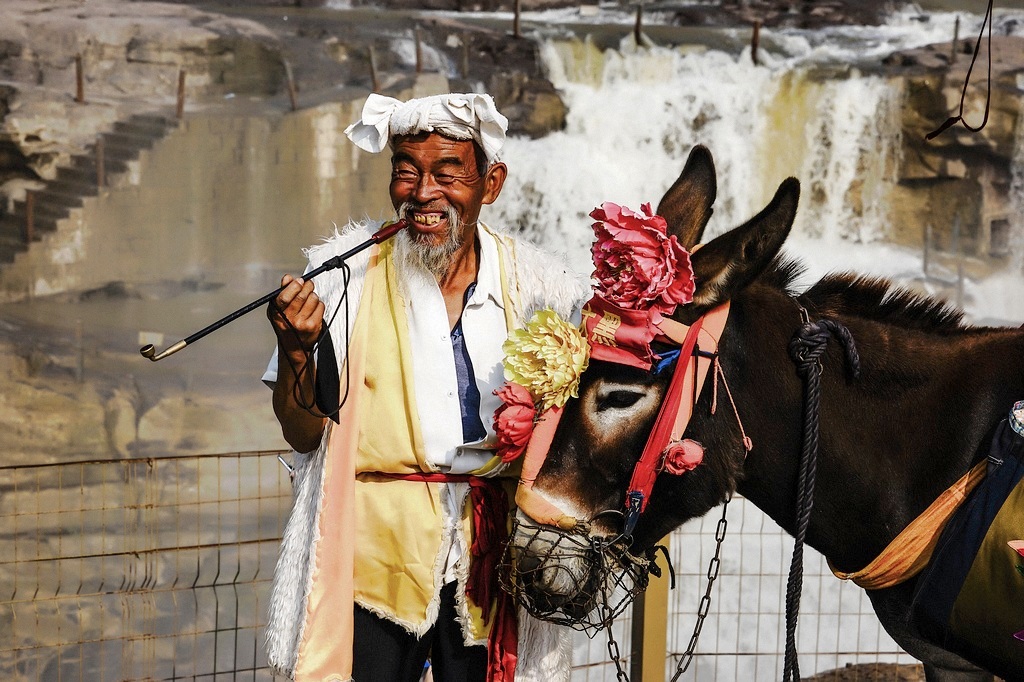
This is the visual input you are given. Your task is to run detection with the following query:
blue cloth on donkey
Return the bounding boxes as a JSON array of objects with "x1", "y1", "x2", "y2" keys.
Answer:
[{"x1": 912, "y1": 401, "x2": 1024, "y2": 677}]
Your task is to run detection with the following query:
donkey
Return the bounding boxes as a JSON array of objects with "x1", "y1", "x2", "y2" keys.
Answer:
[{"x1": 507, "y1": 146, "x2": 1024, "y2": 681}]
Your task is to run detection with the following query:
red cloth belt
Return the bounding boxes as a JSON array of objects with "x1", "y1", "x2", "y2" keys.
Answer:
[{"x1": 381, "y1": 472, "x2": 518, "y2": 682}]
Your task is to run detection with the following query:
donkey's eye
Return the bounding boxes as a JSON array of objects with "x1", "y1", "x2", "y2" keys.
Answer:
[{"x1": 597, "y1": 390, "x2": 643, "y2": 411}]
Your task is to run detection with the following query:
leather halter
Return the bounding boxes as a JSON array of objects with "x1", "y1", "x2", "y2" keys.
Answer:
[{"x1": 515, "y1": 302, "x2": 731, "y2": 535}]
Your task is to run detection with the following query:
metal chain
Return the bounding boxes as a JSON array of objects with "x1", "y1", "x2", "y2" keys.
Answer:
[
  {"x1": 607, "y1": 610, "x2": 630, "y2": 682},
  {"x1": 602, "y1": 550, "x2": 631, "y2": 682},
  {"x1": 602, "y1": 498, "x2": 731, "y2": 682},
  {"x1": 670, "y1": 498, "x2": 730, "y2": 681}
]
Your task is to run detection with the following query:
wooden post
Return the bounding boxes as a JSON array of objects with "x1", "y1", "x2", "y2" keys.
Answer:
[
  {"x1": 629, "y1": 535, "x2": 671, "y2": 682},
  {"x1": 414, "y1": 27, "x2": 423, "y2": 74},
  {"x1": 923, "y1": 223, "x2": 931, "y2": 277},
  {"x1": 956, "y1": 258, "x2": 965, "y2": 309},
  {"x1": 634, "y1": 3, "x2": 644, "y2": 47},
  {"x1": 25, "y1": 190, "x2": 34, "y2": 244},
  {"x1": 176, "y1": 69, "x2": 186, "y2": 119},
  {"x1": 96, "y1": 135, "x2": 105, "y2": 189},
  {"x1": 752, "y1": 20, "x2": 762, "y2": 66},
  {"x1": 461, "y1": 32, "x2": 470, "y2": 79},
  {"x1": 513, "y1": 0, "x2": 522, "y2": 39},
  {"x1": 284, "y1": 60, "x2": 298, "y2": 111},
  {"x1": 74, "y1": 54, "x2": 84, "y2": 103},
  {"x1": 951, "y1": 15, "x2": 960, "y2": 65},
  {"x1": 75, "y1": 319, "x2": 84, "y2": 383},
  {"x1": 952, "y1": 214, "x2": 963, "y2": 308},
  {"x1": 368, "y1": 46, "x2": 380, "y2": 92}
]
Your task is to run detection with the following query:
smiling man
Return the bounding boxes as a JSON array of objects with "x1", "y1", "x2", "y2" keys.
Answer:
[{"x1": 262, "y1": 93, "x2": 589, "y2": 682}]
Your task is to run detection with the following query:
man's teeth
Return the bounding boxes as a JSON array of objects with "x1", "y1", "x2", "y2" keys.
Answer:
[{"x1": 413, "y1": 214, "x2": 443, "y2": 226}]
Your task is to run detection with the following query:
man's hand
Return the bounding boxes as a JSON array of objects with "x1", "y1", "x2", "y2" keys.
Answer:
[
  {"x1": 269, "y1": 274, "x2": 327, "y2": 453},
  {"x1": 268, "y1": 275, "x2": 326, "y2": 359}
]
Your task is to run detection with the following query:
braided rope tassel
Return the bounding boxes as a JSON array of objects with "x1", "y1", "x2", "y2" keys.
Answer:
[{"x1": 783, "y1": 315, "x2": 860, "y2": 682}]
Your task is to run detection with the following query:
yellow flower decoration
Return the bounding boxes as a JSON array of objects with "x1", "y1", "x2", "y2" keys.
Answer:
[{"x1": 502, "y1": 308, "x2": 591, "y2": 411}]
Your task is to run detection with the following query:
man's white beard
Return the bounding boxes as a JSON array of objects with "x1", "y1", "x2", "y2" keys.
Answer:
[{"x1": 394, "y1": 202, "x2": 464, "y2": 280}]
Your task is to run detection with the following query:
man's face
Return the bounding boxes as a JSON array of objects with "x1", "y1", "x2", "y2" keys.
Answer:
[{"x1": 389, "y1": 132, "x2": 506, "y2": 252}]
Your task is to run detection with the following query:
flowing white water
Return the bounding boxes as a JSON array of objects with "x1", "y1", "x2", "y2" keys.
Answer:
[{"x1": 483, "y1": 7, "x2": 1024, "y2": 325}]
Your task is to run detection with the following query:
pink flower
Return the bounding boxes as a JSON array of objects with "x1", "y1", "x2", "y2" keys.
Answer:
[
  {"x1": 663, "y1": 439, "x2": 704, "y2": 475},
  {"x1": 493, "y1": 382, "x2": 537, "y2": 463},
  {"x1": 590, "y1": 202, "x2": 695, "y2": 315}
]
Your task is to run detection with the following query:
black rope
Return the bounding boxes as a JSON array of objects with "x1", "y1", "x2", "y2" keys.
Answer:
[
  {"x1": 268, "y1": 262, "x2": 354, "y2": 421},
  {"x1": 926, "y1": 0, "x2": 994, "y2": 140},
  {"x1": 783, "y1": 314, "x2": 860, "y2": 682}
]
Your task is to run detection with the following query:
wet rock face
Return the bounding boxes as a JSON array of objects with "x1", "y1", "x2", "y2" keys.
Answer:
[
  {"x1": 492, "y1": 74, "x2": 567, "y2": 138},
  {"x1": 0, "y1": 1, "x2": 287, "y2": 186},
  {"x1": 882, "y1": 35, "x2": 1024, "y2": 259},
  {"x1": 1, "y1": 1, "x2": 287, "y2": 101},
  {"x1": 453, "y1": 31, "x2": 568, "y2": 137},
  {"x1": 214, "y1": 0, "x2": 904, "y2": 26},
  {"x1": 671, "y1": 0, "x2": 899, "y2": 29}
]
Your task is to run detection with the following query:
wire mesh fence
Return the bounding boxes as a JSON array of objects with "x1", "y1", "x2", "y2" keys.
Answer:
[
  {"x1": 664, "y1": 497, "x2": 919, "y2": 682},
  {"x1": 0, "y1": 451, "x2": 291, "y2": 681},
  {"x1": 0, "y1": 452, "x2": 916, "y2": 681}
]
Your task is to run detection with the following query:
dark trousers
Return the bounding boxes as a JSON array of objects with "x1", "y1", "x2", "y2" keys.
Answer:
[{"x1": 352, "y1": 581, "x2": 488, "y2": 682}]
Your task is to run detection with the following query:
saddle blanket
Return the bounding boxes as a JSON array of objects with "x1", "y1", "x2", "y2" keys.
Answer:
[{"x1": 912, "y1": 404, "x2": 1024, "y2": 677}]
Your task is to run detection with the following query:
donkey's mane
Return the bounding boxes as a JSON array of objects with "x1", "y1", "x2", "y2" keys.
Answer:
[{"x1": 763, "y1": 255, "x2": 967, "y2": 332}]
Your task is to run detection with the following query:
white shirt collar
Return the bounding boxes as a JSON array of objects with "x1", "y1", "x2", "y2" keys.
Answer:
[{"x1": 469, "y1": 223, "x2": 505, "y2": 310}]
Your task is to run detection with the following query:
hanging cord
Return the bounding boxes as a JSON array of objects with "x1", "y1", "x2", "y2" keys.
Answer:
[
  {"x1": 711, "y1": 357, "x2": 754, "y2": 455},
  {"x1": 783, "y1": 312, "x2": 860, "y2": 682},
  {"x1": 926, "y1": 0, "x2": 994, "y2": 140},
  {"x1": 268, "y1": 262, "x2": 354, "y2": 421}
]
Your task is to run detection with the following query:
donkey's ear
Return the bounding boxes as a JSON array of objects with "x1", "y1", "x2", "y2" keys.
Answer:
[
  {"x1": 657, "y1": 145, "x2": 716, "y2": 249},
  {"x1": 681, "y1": 177, "x2": 799, "y2": 318}
]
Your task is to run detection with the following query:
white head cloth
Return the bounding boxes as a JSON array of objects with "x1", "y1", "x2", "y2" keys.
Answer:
[{"x1": 343, "y1": 92, "x2": 508, "y2": 165}]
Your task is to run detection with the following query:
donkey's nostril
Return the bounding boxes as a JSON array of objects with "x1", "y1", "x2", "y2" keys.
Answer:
[{"x1": 511, "y1": 549, "x2": 543, "y2": 575}]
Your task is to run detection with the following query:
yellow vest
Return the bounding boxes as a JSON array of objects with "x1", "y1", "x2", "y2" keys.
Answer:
[{"x1": 353, "y1": 231, "x2": 518, "y2": 636}]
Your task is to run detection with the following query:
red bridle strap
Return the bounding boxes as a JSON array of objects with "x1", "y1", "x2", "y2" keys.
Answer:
[
  {"x1": 513, "y1": 303, "x2": 731, "y2": 536},
  {"x1": 623, "y1": 303, "x2": 731, "y2": 532}
]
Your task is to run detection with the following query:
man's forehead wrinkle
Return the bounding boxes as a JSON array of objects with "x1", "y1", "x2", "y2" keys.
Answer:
[{"x1": 391, "y1": 148, "x2": 471, "y2": 167}]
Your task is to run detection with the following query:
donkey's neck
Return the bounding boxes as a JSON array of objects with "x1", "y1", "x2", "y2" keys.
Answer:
[{"x1": 727, "y1": 283, "x2": 1024, "y2": 573}]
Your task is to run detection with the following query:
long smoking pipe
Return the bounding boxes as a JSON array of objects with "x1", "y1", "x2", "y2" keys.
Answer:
[{"x1": 140, "y1": 219, "x2": 409, "y2": 362}]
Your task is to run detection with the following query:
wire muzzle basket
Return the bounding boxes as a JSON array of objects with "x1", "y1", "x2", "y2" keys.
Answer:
[{"x1": 499, "y1": 514, "x2": 660, "y2": 634}]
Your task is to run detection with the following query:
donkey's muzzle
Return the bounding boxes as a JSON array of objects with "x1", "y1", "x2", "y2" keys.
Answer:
[{"x1": 500, "y1": 515, "x2": 655, "y2": 632}]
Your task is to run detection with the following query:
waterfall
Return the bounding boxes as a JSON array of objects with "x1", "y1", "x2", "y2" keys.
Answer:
[
  {"x1": 488, "y1": 35, "x2": 907, "y2": 275},
  {"x1": 483, "y1": 8, "x2": 1024, "y2": 323}
]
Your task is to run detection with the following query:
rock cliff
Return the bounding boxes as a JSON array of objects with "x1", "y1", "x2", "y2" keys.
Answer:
[{"x1": 0, "y1": 1, "x2": 286, "y2": 187}]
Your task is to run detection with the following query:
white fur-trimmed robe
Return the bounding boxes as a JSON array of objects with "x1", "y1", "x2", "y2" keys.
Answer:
[{"x1": 265, "y1": 219, "x2": 590, "y2": 681}]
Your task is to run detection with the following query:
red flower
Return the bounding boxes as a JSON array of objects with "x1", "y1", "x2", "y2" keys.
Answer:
[
  {"x1": 493, "y1": 382, "x2": 537, "y2": 463},
  {"x1": 590, "y1": 202, "x2": 695, "y2": 315},
  {"x1": 663, "y1": 439, "x2": 704, "y2": 475}
]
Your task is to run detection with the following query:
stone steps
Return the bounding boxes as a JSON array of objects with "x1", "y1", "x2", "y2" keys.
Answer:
[{"x1": 0, "y1": 113, "x2": 179, "y2": 265}]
